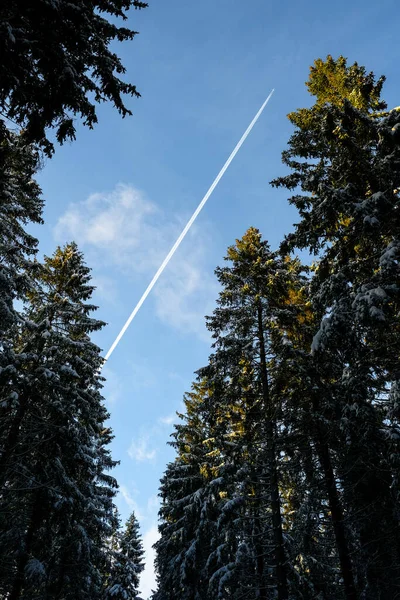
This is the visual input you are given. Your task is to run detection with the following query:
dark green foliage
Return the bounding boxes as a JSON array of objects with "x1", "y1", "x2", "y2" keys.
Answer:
[
  {"x1": 0, "y1": 123, "x2": 43, "y2": 335},
  {"x1": 0, "y1": 244, "x2": 119, "y2": 599},
  {"x1": 2, "y1": 41, "x2": 399, "y2": 600},
  {"x1": 155, "y1": 58, "x2": 400, "y2": 600},
  {"x1": 105, "y1": 511, "x2": 145, "y2": 600},
  {"x1": 0, "y1": 0, "x2": 149, "y2": 596},
  {"x1": 272, "y1": 55, "x2": 400, "y2": 599},
  {"x1": 0, "y1": 0, "x2": 147, "y2": 155},
  {"x1": 154, "y1": 381, "x2": 218, "y2": 600},
  {"x1": 155, "y1": 229, "x2": 342, "y2": 600}
]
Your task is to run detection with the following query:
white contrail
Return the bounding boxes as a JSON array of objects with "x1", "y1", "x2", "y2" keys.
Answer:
[{"x1": 103, "y1": 89, "x2": 275, "y2": 366}]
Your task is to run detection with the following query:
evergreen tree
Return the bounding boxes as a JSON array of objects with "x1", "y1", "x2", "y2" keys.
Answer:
[
  {"x1": 0, "y1": 123, "x2": 43, "y2": 335},
  {"x1": 272, "y1": 55, "x2": 400, "y2": 599},
  {"x1": 199, "y1": 228, "x2": 310, "y2": 600},
  {"x1": 105, "y1": 511, "x2": 145, "y2": 600},
  {"x1": 0, "y1": 130, "x2": 44, "y2": 587},
  {"x1": 154, "y1": 380, "x2": 220, "y2": 600},
  {"x1": 153, "y1": 58, "x2": 400, "y2": 600},
  {"x1": 0, "y1": 243, "x2": 119, "y2": 600},
  {"x1": 271, "y1": 292, "x2": 356, "y2": 600},
  {"x1": 154, "y1": 229, "x2": 339, "y2": 600},
  {"x1": 0, "y1": 0, "x2": 147, "y2": 155}
]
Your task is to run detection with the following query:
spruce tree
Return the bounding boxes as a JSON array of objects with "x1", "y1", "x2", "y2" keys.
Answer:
[
  {"x1": 200, "y1": 228, "x2": 306, "y2": 600},
  {"x1": 0, "y1": 123, "x2": 43, "y2": 335},
  {"x1": 270, "y1": 290, "x2": 356, "y2": 600},
  {"x1": 272, "y1": 55, "x2": 400, "y2": 598},
  {"x1": 0, "y1": 243, "x2": 119, "y2": 600},
  {"x1": 0, "y1": 130, "x2": 44, "y2": 586},
  {"x1": 105, "y1": 511, "x2": 145, "y2": 600},
  {"x1": 0, "y1": 0, "x2": 147, "y2": 155},
  {"x1": 154, "y1": 380, "x2": 220, "y2": 600},
  {"x1": 154, "y1": 229, "x2": 337, "y2": 600}
]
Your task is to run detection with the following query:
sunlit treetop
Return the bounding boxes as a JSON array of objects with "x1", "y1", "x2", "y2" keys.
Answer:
[{"x1": 289, "y1": 55, "x2": 387, "y2": 131}]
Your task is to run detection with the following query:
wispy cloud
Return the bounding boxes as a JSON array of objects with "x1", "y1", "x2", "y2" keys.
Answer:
[
  {"x1": 54, "y1": 184, "x2": 218, "y2": 340},
  {"x1": 158, "y1": 413, "x2": 176, "y2": 426},
  {"x1": 128, "y1": 434, "x2": 157, "y2": 463},
  {"x1": 54, "y1": 185, "x2": 159, "y2": 265},
  {"x1": 119, "y1": 485, "x2": 145, "y2": 521},
  {"x1": 119, "y1": 485, "x2": 136, "y2": 509}
]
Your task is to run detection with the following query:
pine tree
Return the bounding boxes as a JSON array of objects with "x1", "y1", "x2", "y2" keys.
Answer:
[
  {"x1": 0, "y1": 130, "x2": 44, "y2": 588},
  {"x1": 154, "y1": 228, "x2": 339, "y2": 600},
  {"x1": 0, "y1": 0, "x2": 147, "y2": 155},
  {"x1": 0, "y1": 243, "x2": 119, "y2": 600},
  {"x1": 272, "y1": 55, "x2": 400, "y2": 598},
  {"x1": 154, "y1": 380, "x2": 220, "y2": 600},
  {"x1": 0, "y1": 123, "x2": 43, "y2": 335},
  {"x1": 270, "y1": 289, "x2": 356, "y2": 600},
  {"x1": 105, "y1": 511, "x2": 145, "y2": 600},
  {"x1": 200, "y1": 228, "x2": 310, "y2": 600}
]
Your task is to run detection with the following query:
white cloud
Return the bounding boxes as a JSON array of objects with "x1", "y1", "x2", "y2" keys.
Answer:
[
  {"x1": 54, "y1": 183, "x2": 218, "y2": 340},
  {"x1": 128, "y1": 435, "x2": 157, "y2": 463},
  {"x1": 158, "y1": 413, "x2": 175, "y2": 426},
  {"x1": 140, "y1": 524, "x2": 160, "y2": 600},
  {"x1": 120, "y1": 485, "x2": 136, "y2": 509},
  {"x1": 119, "y1": 485, "x2": 145, "y2": 521},
  {"x1": 54, "y1": 185, "x2": 158, "y2": 263}
]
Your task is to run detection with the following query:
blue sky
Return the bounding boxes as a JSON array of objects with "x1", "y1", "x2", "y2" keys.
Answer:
[{"x1": 34, "y1": 0, "x2": 399, "y2": 596}]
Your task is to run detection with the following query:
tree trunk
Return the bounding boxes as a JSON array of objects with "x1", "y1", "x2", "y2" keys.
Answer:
[
  {"x1": 9, "y1": 492, "x2": 43, "y2": 600},
  {"x1": 257, "y1": 302, "x2": 288, "y2": 600},
  {"x1": 252, "y1": 499, "x2": 267, "y2": 600},
  {"x1": 312, "y1": 403, "x2": 358, "y2": 600}
]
